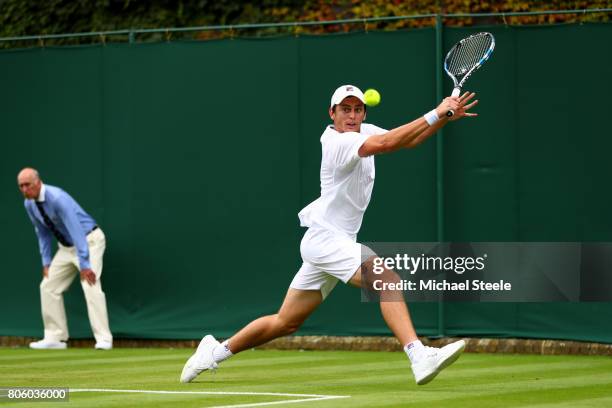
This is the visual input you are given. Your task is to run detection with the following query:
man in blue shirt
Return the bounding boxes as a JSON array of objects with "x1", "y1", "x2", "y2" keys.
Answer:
[{"x1": 18, "y1": 167, "x2": 113, "y2": 350}]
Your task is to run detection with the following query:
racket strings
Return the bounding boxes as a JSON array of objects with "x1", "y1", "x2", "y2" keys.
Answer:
[
  {"x1": 451, "y1": 41, "x2": 480, "y2": 75},
  {"x1": 448, "y1": 34, "x2": 492, "y2": 78}
]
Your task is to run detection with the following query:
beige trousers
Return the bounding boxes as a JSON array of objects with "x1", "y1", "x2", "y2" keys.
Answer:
[{"x1": 40, "y1": 227, "x2": 113, "y2": 344}]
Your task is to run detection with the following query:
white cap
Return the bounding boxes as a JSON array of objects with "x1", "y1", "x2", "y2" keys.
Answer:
[{"x1": 330, "y1": 84, "x2": 365, "y2": 108}]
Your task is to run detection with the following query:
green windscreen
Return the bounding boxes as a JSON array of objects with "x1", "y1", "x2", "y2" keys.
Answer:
[{"x1": 1, "y1": 24, "x2": 610, "y2": 343}]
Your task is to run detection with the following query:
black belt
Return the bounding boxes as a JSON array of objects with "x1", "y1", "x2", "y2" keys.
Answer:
[{"x1": 59, "y1": 226, "x2": 99, "y2": 247}]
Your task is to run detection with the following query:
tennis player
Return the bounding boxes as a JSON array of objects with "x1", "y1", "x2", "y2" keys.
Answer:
[{"x1": 181, "y1": 85, "x2": 478, "y2": 385}]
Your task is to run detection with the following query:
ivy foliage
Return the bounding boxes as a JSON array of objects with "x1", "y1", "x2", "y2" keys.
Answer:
[{"x1": 0, "y1": 0, "x2": 609, "y2": 47}]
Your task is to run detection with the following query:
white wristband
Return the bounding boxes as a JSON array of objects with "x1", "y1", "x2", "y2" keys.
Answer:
[{"x1": 423, "y1": 109, "x2": 439, "y2": 126}]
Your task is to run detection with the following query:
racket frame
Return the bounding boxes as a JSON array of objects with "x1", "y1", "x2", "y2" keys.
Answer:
[{"x1": 444, "y1": 32, "x2": 495, "y2": 117}]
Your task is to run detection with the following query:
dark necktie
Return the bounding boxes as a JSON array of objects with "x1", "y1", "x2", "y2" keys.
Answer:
[{"x1": 35, "y1": 201, "x2": 71, "y2": 247}]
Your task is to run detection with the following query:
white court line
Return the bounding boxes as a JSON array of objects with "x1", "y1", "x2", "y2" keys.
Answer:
[
  {"x1": 207, "y1": 396, "x2": 346, "y2": 408},
  {"x1": 70, "y1": 388, "x2": 350, "y2": 407}
]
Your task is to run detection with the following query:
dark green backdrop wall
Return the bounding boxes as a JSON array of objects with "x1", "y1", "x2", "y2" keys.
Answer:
[{"x1": 1, "y1": 24, "x2": 611, "y2": 343}]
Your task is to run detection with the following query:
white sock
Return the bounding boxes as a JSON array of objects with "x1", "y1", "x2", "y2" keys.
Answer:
[
  {"x1": 404, "y1": 340, "x2": 425, "y2": 364},
  {"x1": 212, "y1": 340, "x2": 234, "y2": 363}
]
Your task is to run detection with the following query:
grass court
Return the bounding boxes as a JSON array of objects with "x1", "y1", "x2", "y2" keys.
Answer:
[{"x1": 1, "y1": 347, "x2": 611, "y2": 407}]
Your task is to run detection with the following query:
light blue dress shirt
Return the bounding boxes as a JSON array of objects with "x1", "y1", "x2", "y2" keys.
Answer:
[{"x1": 24, "y1": 184, "x2": 98, "y2": 270}]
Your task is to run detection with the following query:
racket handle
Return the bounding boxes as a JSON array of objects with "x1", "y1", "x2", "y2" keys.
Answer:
[{"x1": 447, "y1": 87, "x2": 462, "y2": 117}]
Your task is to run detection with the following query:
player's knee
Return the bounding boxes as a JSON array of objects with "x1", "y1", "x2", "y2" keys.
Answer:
[
  {"x1": 282, "y1": 324, "x2": 300, "y2": 336},
  {"x1": 383, "y1": 267, "x2": 402, "y2": 283},
  {"x1": 276, "y1": 317, "x2": 301, "y2": 336},
  {"x1": 363, "y1": 263, "x2": 400, "y2": 287}
]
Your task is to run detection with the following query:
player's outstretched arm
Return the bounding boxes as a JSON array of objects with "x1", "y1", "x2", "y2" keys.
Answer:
[{"x1": 358, "y1": 92, "x2": 478, "y2": 156}]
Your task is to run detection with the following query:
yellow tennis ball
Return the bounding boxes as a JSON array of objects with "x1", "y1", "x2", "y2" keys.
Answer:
[{"x1": 364, "y1": 89, "x2": 381, "y2": 107}]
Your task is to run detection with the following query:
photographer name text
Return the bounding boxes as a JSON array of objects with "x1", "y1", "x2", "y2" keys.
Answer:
[{"x1": 373, "y1": 279, "x2": 511, "y2": 292}]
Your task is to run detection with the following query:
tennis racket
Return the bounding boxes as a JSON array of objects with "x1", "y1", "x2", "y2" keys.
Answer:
[{"x1": 444, "y1": 32, "x2": 495, "y2": 117}]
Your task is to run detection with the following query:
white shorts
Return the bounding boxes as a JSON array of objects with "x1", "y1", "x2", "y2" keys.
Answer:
[{"x1": 290, "y1": 228, "x2": 367, "y2": 299}]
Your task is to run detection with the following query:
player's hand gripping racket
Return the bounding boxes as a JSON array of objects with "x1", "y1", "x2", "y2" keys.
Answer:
[{"x1": 444, "y1": 32, "x2": 495, "y2": 117}]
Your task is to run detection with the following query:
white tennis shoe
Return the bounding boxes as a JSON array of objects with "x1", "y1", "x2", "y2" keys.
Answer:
[
  {"x1": 411, "y1": 339, "x2": 465, "y2": 385},
  {"x1": 180, "y1": 335, "x2": 220, "y2": 383},
  {"x1": 29, "y1": 339, "x2": 67, "y2": 350},
  {"x1": 95, "y1": 340, "x2": 113, "y2": 350}
]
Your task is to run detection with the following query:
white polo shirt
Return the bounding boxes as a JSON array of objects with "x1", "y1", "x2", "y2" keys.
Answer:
[{"x1": 298, "y1": 123, "x2": 387, "y2": 238}]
